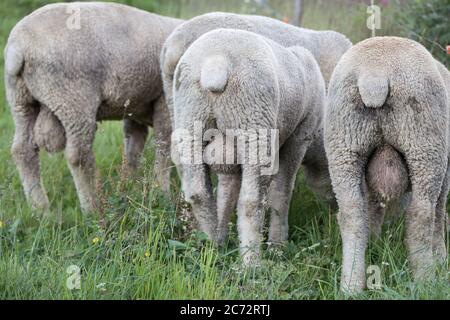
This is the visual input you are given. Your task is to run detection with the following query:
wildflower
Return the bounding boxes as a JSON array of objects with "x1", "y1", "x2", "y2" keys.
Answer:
[
  {"x1": 302, "y1": 242, "x2": 321, "y2": 252},
  {"x1": 92, "y1": 237, "x2": 100, "y2": 245},
  {"x1": 144, "y1": 251, "x2": 150, "y2": 258}
]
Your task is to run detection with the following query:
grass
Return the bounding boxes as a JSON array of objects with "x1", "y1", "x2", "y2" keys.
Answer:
[{"x1": 0, "y1": 0, "x2": 449, "y2": 300}]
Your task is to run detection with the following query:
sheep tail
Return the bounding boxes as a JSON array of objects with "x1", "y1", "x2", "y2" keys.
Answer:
[
  {"x1": 200, "y1": 55, "x2": 229, "y2": 93},
  {"x1": 4, "y1": 42, "x2": 24, "y2": 76},
  {"x1": 358, "y1": 72, "x2": 389, "y2": 108},
  {"x1": 366, "y1": 145, "x2": 409, "y2": 203}
]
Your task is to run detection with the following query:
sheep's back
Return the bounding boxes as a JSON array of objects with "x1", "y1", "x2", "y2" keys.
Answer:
[{"x1": 8, "y1": 2, "x2": 182, "y2": 119}]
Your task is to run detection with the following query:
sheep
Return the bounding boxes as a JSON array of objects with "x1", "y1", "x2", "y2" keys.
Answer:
[
  {"x1": 172, "y1": 28, "x2": 326, "y2": 264},
  {"x1": 324, "y1": 36, "x2": 449, "y2": 294},
  {"x1": 162, "y1": 12, "x2": 351, "y2": 120},
  {"x1": 4, "y1": 2, "x2": 182, "y2": 212},
  {"x1": 161, "y1": 11, "x2": 351, "y2": 243}
]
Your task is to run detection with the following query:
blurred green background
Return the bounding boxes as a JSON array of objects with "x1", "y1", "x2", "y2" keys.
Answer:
[{"x1": 1, "y1": 0, "x2": 448, "y2": 64}]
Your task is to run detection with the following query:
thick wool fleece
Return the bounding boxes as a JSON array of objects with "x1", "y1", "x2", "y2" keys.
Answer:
[
  {"x1": 324, "y1": 36, "x2": 449, "y2": 294},
  {"x1": 161, "y1": 12, "x2": 352, "y2": 240},
  {"x1": 173, "y1": 29, "x2": 326, "y2": 264},
  {"x1": 4, "y1": 2, "x2": 182, "y2": 211}
]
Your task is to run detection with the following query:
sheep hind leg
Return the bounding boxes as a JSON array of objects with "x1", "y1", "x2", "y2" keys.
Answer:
[
  {"x1": 433, "y1": 160, "x2": 449, "y2": 263},
  {"x1": 329, "y1": 152, "x2": 369, "y2": 294},
  {"x1": 65, "y1": 130, "x2": 98, "y2": 213},
  {"x1": 11, "y1": 106, "x2": 50, "y2": 210},
  {"x1": 57, "y1": 105, "x2": 99, "y2": 213},
  {"x1": 237, "y1": 165, "x2": 270, "y2": 266},
  {"x1": 122, "y1": 119, "x2": 148, "y2": 181},
  {"x1": 7, "y1": 76, "x2": 49, "y2": 210},
  {"x1": 182, "y1": 164, "x2": 217, "y2": 241},
  {"x1": 216, "y1": 173, "x2": 241, "y2": 245},
  {"x1": 404, "y1": 153, "x2": 446, "y2": 282},
  {"x1": 152, "y1": 95, "x2": 173, "y2": 194},
  {"x1": 268, "y1": 128, "x2": 311, "y2": 244},
  {"x1": 367, "y1": 191, "x2": 385, "y2": 238}
]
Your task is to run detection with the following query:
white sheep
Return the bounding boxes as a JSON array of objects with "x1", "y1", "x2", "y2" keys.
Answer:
[
  {"x1": 4, "y1": 2, "x2": 182, "y2": 212},
  {"x1": 324, "y1": 36, "x2": 449, "y2": 294},
  {"x1": 162, "y1": 12, "x2": 351, "y2": 120},
  {"x1": 172, "y1": 29, "x2": 326, "y2": 264},
  {"x1": 161, "y1": 11, "x2": 351, "y2": 243}
]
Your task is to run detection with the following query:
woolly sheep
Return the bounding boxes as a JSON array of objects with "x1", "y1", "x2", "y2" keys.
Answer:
[
  {"x1": 4, "y1": 2, "x2": 182, "y2": 212},
  {"x1": 161, "y1": 11, "x2": 351, "y2": 242},
  {"x1": 324, "y1": 36, "x2": 449, "y2": 294},
  {"x1": 162, "y1": 12, "x2": 352, "y2": 111},
  {"x1": 172, "y1": 29, "x2": 326, "y2": 264}
]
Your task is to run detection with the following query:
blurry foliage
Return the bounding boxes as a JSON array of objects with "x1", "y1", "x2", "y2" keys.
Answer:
[
  {"x1": 3, "y1": 0, "x2": 448, "y2": 65},
  {"x1": 400, "y1": 0, "x2": 450, "y2": 66}
]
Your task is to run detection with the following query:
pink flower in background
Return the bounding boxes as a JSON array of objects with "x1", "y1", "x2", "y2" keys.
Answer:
[{"x1": 379, "y1": 0, "x2": 390, "y2": 6}]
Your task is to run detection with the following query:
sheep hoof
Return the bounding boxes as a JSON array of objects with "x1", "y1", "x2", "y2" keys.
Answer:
[
  {"x1": 340, "y1": 279, "x2": 365, "y2": 296},
  {"x1": 29, "y1": 189, "x2": 50, "y2": 212}
]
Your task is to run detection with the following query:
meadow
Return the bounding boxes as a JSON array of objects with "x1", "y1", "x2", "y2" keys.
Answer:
[{"x1": 0, "y1": 0, "x2": 448, "y2": 299}]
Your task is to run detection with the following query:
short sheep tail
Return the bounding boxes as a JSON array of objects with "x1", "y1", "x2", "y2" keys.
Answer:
[
  {"x1": 200, "y1": 55, "x2": 229, "y2": 93},
  {"x1": 366, "y1": 145, "x2": 409, "y2": 203},
  {"x1": 4, "y1": 42, "x2": 25, "y2": 76},
  {"x1": 357, "y1": 72, "x2": 389, "y2": 108}
]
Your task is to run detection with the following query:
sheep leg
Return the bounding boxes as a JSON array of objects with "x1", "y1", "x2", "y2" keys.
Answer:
[
  {"x1": 433, "y1": 160, "x2": 449, "y2": 263},
  {"x1": 152, "y1": 95, "x2": 173, "y2": 193},
  {"x1": 367, "y1": 191, "x2": 385, "y2": 237},
  {"x1": 182, "y1": 164, "x2": 217, "y2": 241},
  {"x1": 161, "y1": 62, "x2": 176, "y2": 125},
  {"x1": 329, "y1": 153, "x2": 368, "y2": 294},
  {"x1": 237, "y1": 165, "x2": 270, "y2": 265},
  {"x1": 61, "y1": 113, "x2": 99, "y2": 213},
  {"x1": 268, "y1": 130, "x2": 311, "y2": 244},
  {"x1": 122, "y1": 119, "x2": 148, "y2": 178},
  {"x1": 6, "y1": 74, "x2": 49, "y2": 210},
  {"x1": 216, "y1": 173, "x2": 241, "y2": 245},
  {"x1": 10, "y1": 103, "x2": 50, "y2": 210},
  {"x1": 404, "y1": 156, "x2": 446, "y2": 282}
]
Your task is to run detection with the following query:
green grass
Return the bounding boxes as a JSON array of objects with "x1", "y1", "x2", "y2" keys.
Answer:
[{"x1": 0, "y1": 0, "x2": 448, "y2": 300}]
